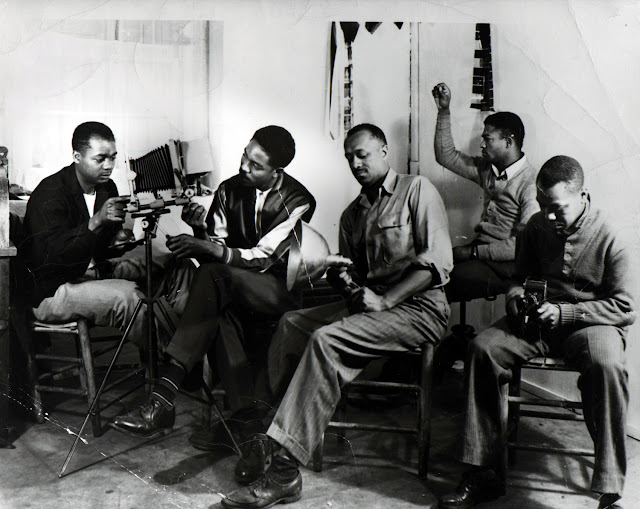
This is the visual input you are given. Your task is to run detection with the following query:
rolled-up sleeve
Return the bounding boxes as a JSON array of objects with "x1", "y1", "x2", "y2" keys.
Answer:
[{"x1": 409, "y1": 177, "x2": 453, "y2": 287}]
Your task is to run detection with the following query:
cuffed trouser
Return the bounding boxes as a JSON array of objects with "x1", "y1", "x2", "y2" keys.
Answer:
[
  {"x1": 445, "y1": 259, "x2": 515, "y2": 302},
  {"x1": 266, "y1": 287, "x2": 450, "y2": 465},
  {"x1": 33, "y1": 276, "x2": 147, "y2": 347},
  {"x1": 460, "y1": 316, "x2": 628, "y2": 495},
  {"x1": 165, "y1": 263, "x2": 299, "y2": 411}
]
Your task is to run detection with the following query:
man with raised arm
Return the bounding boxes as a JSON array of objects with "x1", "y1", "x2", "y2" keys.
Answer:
[
  {"x1": 432, "y1": 82, "x2": 538, "y2": 301},
  {"x1": 220, "y1": 123, "x2": 453, "y2": 507},
  {"x1": 431, "y1": 83, "x2": 539, "y2": 380}
]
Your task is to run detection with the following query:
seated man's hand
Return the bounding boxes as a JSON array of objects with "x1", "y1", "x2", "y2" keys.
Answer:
[
  {"x1": 348, "y1": 287, "x2": 388, "y2": 314},
  {"x1": 90, "y1": 196, "x2": 130, "y2": 231},
  {"x1": 506, "y1": 294, "x2": 524, "y2": 317},
  {"x1": 453, "y1": 244, "x2": 473, "y2": 263},
  {"x1": 432, "y1": 82, "x2": 451, "y2": 112},
  {"x1": 166, "y1": 234, "x2": 213, "y2": 259},
  {"x1": 109, "y1": 228, "x2": 138, "y2": 253},
  {"x1": 181, "y1": 202, "x2": 208, "y2": 233},
  {"x1": 535, "y1": 302, "x2": 561, "y2": 329},
  {"x1": 112, "y1": 258, "x2": 146, "y2": 281},
  {"x1": 327, "y1": 265, "x2": 358, "y2": 295}
]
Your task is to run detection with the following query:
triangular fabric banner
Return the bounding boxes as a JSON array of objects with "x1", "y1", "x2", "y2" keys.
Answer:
[
  {"x1": 394, "y1": 22, "x2": 404, "y2": 30},
  {"x1": 329, "y1": 22, "x2": 337, "y2": 107},
  {"x1": 365, "y1": 22, "x2": 382, "y2": 34},
  {"x1": 340, "y1": 22, "x2": 360, "y2": 44}
]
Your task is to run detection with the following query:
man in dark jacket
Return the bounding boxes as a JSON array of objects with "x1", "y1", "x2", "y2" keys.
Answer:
[
  {"x1": 22, "y1": 121, "x2": 146, "y2": 345},
  {"x1": 111, "y1": 125, "x2": 317, "y2": 444}
]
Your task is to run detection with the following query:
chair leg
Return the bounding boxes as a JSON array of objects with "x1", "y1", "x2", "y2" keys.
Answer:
[
  {"x1": 24, "y1": 332, "x2": 44, "y2": 423},
  {"x1": 201, "y1": 356, "x2": 213, "y2": 428},
  {"x1": 506, "y1": 365, "x2": 522, "y2": 468},
  {"x1": 417, "y1": 343, "x2": 434, "y2": 478},
  {"x1": 77, "y1": 320, "x2": 101, "y2": 437},
  {"x1": 336, "y1": 395, "x2": 347, "y2": 445},
  {"x1": 28, "y1": 352, "x2": 44, "y2": 424},
  {"x1": 312, "y1": 433, "x2": 324, "y2": 472}
]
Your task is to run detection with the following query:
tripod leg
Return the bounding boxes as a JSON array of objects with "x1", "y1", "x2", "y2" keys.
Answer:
[
  {"x1": 200, "y1": 379, "x2": 243, "y2": 457},
  {"x1": 58, "y1": 299, "x2": 145, "y2": 478}
]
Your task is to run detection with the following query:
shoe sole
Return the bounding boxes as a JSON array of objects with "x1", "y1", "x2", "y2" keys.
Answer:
[
  {"x1": 439, "y1": 490, "x2": 505, "y2": 509},
  {"x1": 221, "y1": 493, "x2": 301, "y2": 508},
  {"x1": 188, "y1": 436, "x2": 220, "y2": 452},
  {"x1": 109, "y1": 422, "x2": 173, "y2": 439}
]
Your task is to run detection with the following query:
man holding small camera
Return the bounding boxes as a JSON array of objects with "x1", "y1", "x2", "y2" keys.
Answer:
[{"x1": 439, "y1": 156, "x2": 635, "y2": 509}]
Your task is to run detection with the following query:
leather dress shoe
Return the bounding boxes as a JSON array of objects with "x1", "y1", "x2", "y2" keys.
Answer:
[
  {"x1": 439, "y1": 469, "x2": 505, "y2": 508},
  {"x1": 222, "y1": 454, "x2": 301, "y2": 508},
  {"x1": 110, "y1": 399, "x2": 175, "y2": 438},
  {"x1": 598, "y1": 494, "x2": 623, "y2": 509},
  {"x1": 235, "y1": 433, "x2": 274, "y2": 485}
]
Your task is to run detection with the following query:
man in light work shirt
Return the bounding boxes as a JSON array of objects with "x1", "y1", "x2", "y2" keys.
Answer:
[
  {"x1": 432, "y1": 82, "x2": 538, "y2": 301},
  {"x1": 221, "y1": 123, "x2": 453, "y2": 507},
  {"x1": 440, "y1": 156, "x2": 635, "y2": 509}
]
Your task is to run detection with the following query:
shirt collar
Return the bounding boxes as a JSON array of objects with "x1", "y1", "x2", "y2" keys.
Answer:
[
  {"x1": 561, "y1": 194, "x2": 591, "y2": 236},
  {"x1": 255, "y1": 172, "x2": 282, "y2": 197},
  {"x1": 492, "y1": 154, "x2": 527, "y2": 181},
  {"x1": 355, "y1": 168, "x2": 398, "y2": 207}
]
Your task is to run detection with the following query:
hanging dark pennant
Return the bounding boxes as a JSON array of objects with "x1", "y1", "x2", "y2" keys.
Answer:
[
  {"x1": 470, "y1": 23, "x2": 494, "y2": 111},
  {"x1": 340, "y1": 22, "x2": 359, "y2": 133},
  {"x1": 394, "y1": 22, "x2": 404, "y2": 30},
  {"x1": 340, "y1": 22, "x2": 360, "y2": 45},
  {"x1": 328, "y1": 22, "x2": 337, "y2": 113},
  {"x1": 365, "y1": 22, "x2": 382, "y2": 34}
]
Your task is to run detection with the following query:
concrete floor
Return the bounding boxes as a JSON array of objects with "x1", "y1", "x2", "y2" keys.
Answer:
[{"x1": 1, "y1": 367, "x2": 639, "y2": 509}]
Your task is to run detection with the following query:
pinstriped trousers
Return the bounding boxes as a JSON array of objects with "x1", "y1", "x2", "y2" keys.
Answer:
[
  {"x1": 460, "y1": 316, "x2": 628, "y2": 495},
  {"x1": 266, "y1": 287, "x2": 449, "y2": 466}
]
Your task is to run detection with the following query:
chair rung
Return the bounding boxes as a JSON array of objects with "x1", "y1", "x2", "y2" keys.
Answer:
[
  {"x1": 38, "y1": 364, "x2": 78, "y2": 381},
  {"x1": 345, "y1": 380, "x2": 421, "y2": 392},
  {"x1": 327, "y1": 421, "x2": 416, "y2": 435},
  {"x1": 32, "y1": 326, "x2": 78, "y2": 334},
  {"x1": 519, "y1": 409, "x2": 584, "y2": 421},
  {"x1": 522, "y1": 364, "x2": 576, "y2": 372},
  {"x1": 508, "y1": 397, "x2": 582, "y2": 409},
  {"x1": 35, "y1": 385, "x2": 86, "y2": 396},
  {"x1": 508, "y1": 443, "x2": 594, "y2": 456},
  {"x1": 34, "y1": 354, "x2": 82, "y2": 364}
]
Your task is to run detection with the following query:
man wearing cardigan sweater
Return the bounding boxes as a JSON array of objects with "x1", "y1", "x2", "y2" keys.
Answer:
[
  {"x1": 439, "y1": 156, "x2": 635, "y2": 509},
  {"x1": 432, "y1": 83, "x2": 539, "y2": 301}
]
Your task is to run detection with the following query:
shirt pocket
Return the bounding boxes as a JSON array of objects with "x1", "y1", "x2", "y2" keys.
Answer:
[{"x1": 378, "y1": 214, "x2": 412, "y2": 264}]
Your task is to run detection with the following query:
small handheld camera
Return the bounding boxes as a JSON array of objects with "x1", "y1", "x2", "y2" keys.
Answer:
[{"x1": 521, "y1": 278, "x2": 547, "y2": 325}]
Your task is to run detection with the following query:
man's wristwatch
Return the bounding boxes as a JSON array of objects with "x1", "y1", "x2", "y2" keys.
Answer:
[{"x1": 470, "y1": 245, "x2": 479, "y2": 260}]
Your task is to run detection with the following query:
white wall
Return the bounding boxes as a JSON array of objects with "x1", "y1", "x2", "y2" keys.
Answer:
[
  {"x1": 0, "y1": 19, "x2": 211, "y2": 194},
  {"x1": 2, "y1": 0, "x2": 640, "y2": 434},
  {"x1": 209, "y1": 19, "x2": 413, "y2": 251},
  {"x1": 208, "y1": 18, "x2": 360, "y2": 252},
  {"x1": 415, "y1": 5, "x2": 640, "y2": 435}
]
